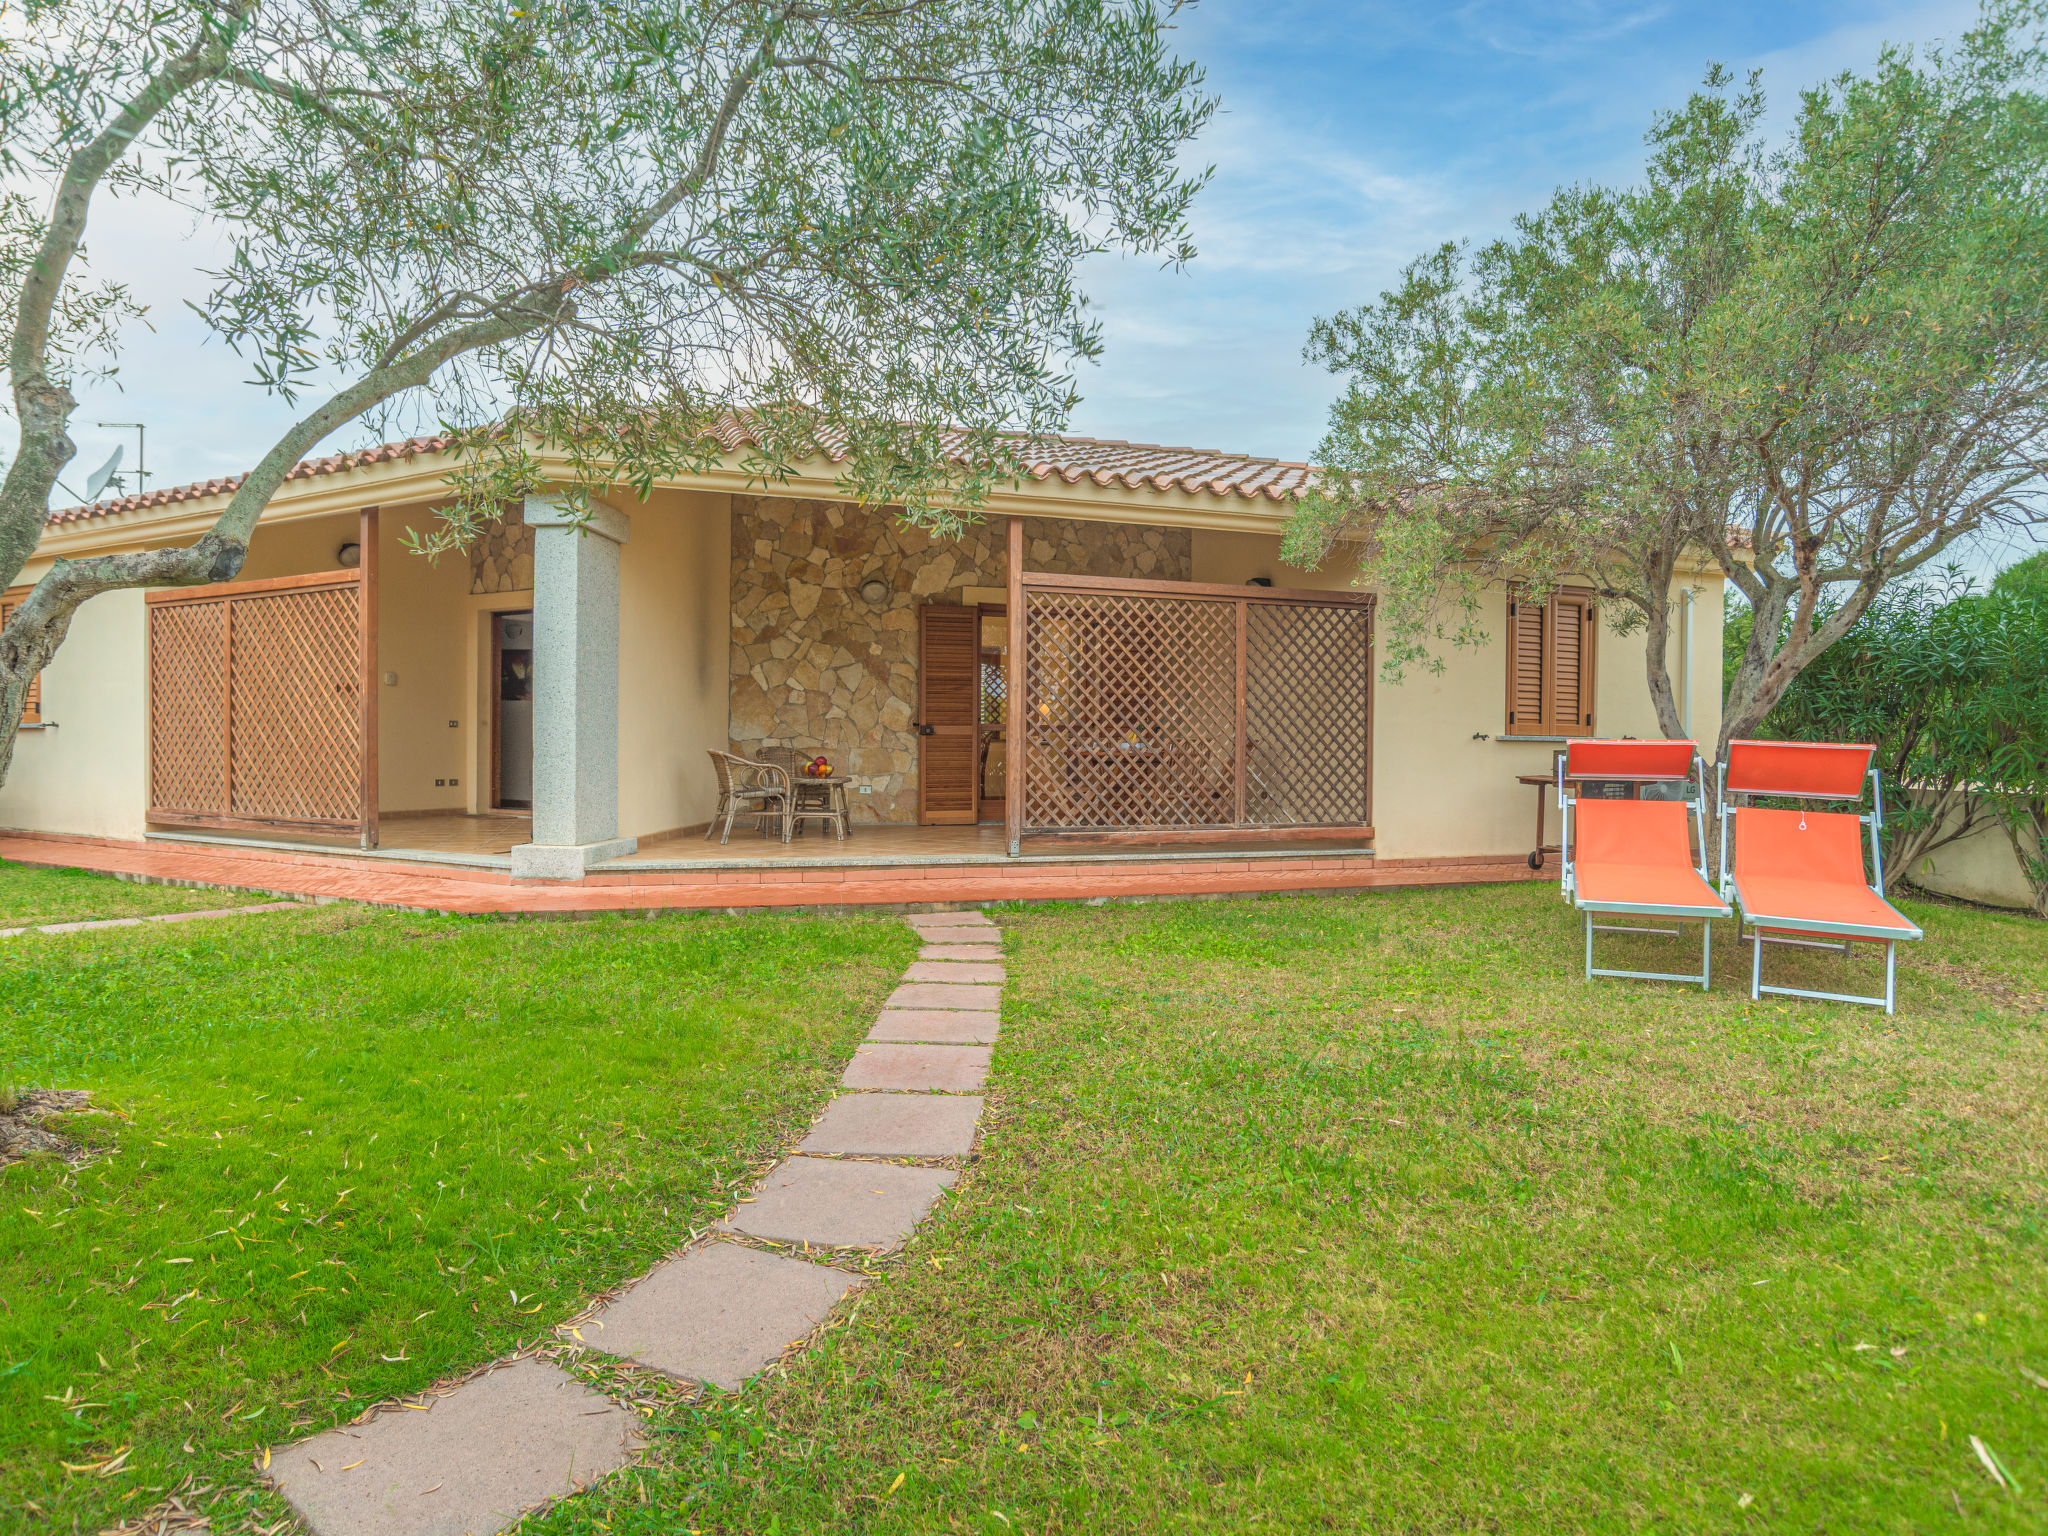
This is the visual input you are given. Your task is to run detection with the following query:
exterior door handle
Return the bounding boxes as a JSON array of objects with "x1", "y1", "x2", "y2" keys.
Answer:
[{"x1": 915, "y1": 723, "x2": 936, "y2": 736}]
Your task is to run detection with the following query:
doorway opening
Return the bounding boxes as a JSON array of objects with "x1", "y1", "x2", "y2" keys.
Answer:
[
  {"x1": 492, "y1": 610, "x2": 534, "y2": 810},
  {"x1": 978, "y1": 605, "x2": 1007, "y2": 822}
]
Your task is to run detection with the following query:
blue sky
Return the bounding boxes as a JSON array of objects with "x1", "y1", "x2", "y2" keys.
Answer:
[
  {"x1": 65, "y1": 0, "x2": 2035, "y2": 575},
  {"x1": 1065, "y1": 0, "x2": 1983, "y2": 458}
]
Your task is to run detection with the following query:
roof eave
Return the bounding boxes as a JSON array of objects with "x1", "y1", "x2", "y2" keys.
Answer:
[{"x1": 33, "y1": 443, "x2": 1303, "y2": 564}]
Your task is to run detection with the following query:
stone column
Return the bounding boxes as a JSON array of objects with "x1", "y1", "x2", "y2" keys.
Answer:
[{"x1": 510, "y1": 495, "x2": 638, "y2": 879}]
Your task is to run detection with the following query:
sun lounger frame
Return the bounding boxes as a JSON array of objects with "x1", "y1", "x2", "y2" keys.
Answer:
[
  {"x1": 1716, "y1": 747, "x2": 1921, "y2": 1013},
  {"x1": 1558, "y1": 744, "x2": 1727, "y2": 990}
]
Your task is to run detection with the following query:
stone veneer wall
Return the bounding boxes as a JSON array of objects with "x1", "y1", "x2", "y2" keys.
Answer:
[
  {"x1": 729, "y1": 496, "x2": 1192, "y2": 823},
  {"x1": 470, "y1": 505, "x2": 536, "y2": 595}
]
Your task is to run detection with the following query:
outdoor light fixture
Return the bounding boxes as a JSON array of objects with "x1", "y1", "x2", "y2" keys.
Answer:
[
  {"x1": 337, "y1": 541, "x2": 362, "y2": 568},
  {"x1": 859, "y1": 577, "x2": 889, "y2": 604}
]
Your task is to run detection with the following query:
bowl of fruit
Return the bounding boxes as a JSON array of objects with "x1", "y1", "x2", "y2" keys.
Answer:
[{"x1": 804, "y1": 755, "x2": 834, "y2": 778}]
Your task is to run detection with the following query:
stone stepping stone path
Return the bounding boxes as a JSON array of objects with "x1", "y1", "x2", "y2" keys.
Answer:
[
  {"x1": 0, "y1": 900, "x2": 306, "y2": 939},
  {"x1": 266, "y1": 907, "x2": 1002, "y2": 1536}
]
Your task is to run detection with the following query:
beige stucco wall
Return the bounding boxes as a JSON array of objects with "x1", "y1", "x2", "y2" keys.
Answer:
[
  {"x1": 1907, "y1": 798, "x2": 2036, "y2": 911},
  {"x1": 238, "y1": 510, "x2": 361, "y2": 581},
  {"x1": 1191, "y1": 532, "x2": 1725, "y2": 860},
  {"x1": 371, "y1": 506, "x2": 476, "y2": 814},
  {"x1": 0, "y1": 587, "x2": 149, "y2": 840},
  {"x1": 618, "y1": 488, "x2": 732, "y2": 839}
]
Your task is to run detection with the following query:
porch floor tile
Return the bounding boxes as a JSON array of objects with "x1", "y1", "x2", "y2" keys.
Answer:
[{"x1": 723, "y1": 1156, "x2": 957, "y2": 1249}]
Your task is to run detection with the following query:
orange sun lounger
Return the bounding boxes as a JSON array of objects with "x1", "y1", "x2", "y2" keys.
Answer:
[
  {"x1": 1559, "y1": 740, "x2": 1730, "y2": 989},
  {"x1": 1717, "y1": 741, "x2": 1922, "y2": 1013}
]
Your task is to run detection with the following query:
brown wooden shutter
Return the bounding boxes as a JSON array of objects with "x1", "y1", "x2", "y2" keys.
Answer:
[
  {"x1": 917, "y1": 603, "x2": 981, "y2": 824},
  {"x1": 1, "y1": 593, "x2": 40, "y2": 726},
  {"x1": 1553, "y1": 589, "x2": 1594, "y2": 732},
  {"x1": 1506, "y1": 592, "x2": 1546, "y2": 731},
  {"x1": 1504, "y1": 585, "x2": 1595, "y2": 735}
]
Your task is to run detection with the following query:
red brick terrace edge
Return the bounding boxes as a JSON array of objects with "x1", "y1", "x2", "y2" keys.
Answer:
[{"x1": 0, "y1": 833, "x2": 1544, "y2": 917}]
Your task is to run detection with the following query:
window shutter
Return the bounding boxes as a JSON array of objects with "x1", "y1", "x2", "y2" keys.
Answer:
[
  {"x1": 1506, "y1": 594, "x2": 1546, "y2": 729},
  {"x1": 1504, "y1": 585, "x2": 1595, "y2": 735},
  {"x1": 1553, "y1": 591, "x2": 1585, "y2": 730},
  {"x1": 0, "y1": 595, "x2": 39, "y2": 726}
]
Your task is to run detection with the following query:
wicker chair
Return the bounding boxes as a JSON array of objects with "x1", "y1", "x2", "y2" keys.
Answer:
[
  {"x1": 705, "y1": 750, "x2": 792, "y2": 844},
  {"x1": 762, "y1": 745, "x2": 847, "y2": 841}
]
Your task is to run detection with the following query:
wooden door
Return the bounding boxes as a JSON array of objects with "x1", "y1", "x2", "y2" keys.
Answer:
[{"x1": 917, "y1": 603, "x2": 980, "y2": 825}]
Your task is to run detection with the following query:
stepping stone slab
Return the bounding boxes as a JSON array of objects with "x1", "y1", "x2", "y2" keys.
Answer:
[
  {"x1": 581, "y1": 1242, "x2": 860, "y2": 1390},
  {"x1": 268, "y1": 1357, "x2": 642, "y2": 1536},
  {"x1": 906, "y1": 910, "x2": 993, "y2": 927},
  {"x1": 726, "y1": 1156, "x2": 958, "y2": 1249},
  {"x1": 888, "y1": 982, "x2": 1002, "y2": 1011},
  {"x1": 914, "y1": 927, "x2": 1003, "y2": 946},
  {"x1": 919, "y1": 944, "x2": 1004, "y2": 962},
  {"x1": 904, "y1": 961, "x2": 1005, "y2": 985},
  {"x1": 867, "y1": 1008, "x2": 1001, "y2": 1045},
  {"x1": 842, "y1": 1043, "x2": 992, "y2": 1092},
  {"x1": 797, "y1": 1092, "x2": 985, "y2": 1157}
]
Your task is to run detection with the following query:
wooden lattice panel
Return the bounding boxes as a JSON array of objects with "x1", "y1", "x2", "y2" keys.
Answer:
[
  {"x1": 1023, "y1": 589, "x2": 1236, "y2": 830},
  {"x1": 979, "y1": 660, "x2": 1006, "y2": 724},
  {"x1": 148, "y1": 601, "x2": 231, "y2": 815},
  {"x1": 1018, "y1": 577, "x2": 1373, "y2": 837},
  {"x1": 148, "y1": 571, "x2": 366, "y2": 834},
  {"x1": 228, "y1": 587, "x2": 363, "y2": 823},
  {"x1": 1244, "y1": 602, "x2": 1371, "y2": 825}
]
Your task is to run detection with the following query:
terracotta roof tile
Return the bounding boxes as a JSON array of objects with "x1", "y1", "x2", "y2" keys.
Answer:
[{"x1": 45, "y1": 417, "x2": 1312, "y2": 526}]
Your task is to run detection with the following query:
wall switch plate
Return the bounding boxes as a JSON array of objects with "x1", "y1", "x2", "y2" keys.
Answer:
[
  {"x1": 435, "y1": 778, "x2": 446, "y2": 786},
  {"x1": 449, "y1": 778, "x2": 458, "y2": 787},
  {"x1": 858, "y1": 785, "x2": 873, "y2": 794},
  {"x1": 448, "y1": 720, "x2": 459, "y2": 728},
  {"x1": 383, "y1": 671, "x2": 398, "y2": 686}
]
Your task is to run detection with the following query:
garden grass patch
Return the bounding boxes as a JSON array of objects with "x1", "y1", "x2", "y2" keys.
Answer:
[
  {"x1": 0, "y1": 903, "x2": 914, "y2": 1530},
  {"x1": 0, "y1": 860, "x2": 283, "y2": 929},
  {"x1": 542, "y1": 884, "x2": 2047, "y2": 1535}
]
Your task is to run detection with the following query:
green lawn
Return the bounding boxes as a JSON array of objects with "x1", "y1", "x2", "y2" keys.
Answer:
[
  {"x1": 533, "y1": 884, "x2": 2048, "y2": 1536},
  {"x1": 0, "y1": 859, "x2": 283, "y2": 928},
  {"x1": 0, "y1": 903, "x2": 914, "y2": 1530}
]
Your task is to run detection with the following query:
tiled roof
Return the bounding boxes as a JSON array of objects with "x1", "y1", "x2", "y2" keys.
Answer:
[
  {"x1": 45, "y1": 417, "x2": 1313, "y2": 526},
  {"x1": 44, "y1": 435, "x2": 462, "y2": 526},
  {"x1": 698, "y1": 415, "x2": 1316, "y2": 502}
]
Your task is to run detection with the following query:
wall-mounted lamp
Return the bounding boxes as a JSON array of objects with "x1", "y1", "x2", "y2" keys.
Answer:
[
  {"x1": 337, "y1": 541, "x2": 362, "y2": 569},
  {"x1": 1245, "y1": 575, "x2": 1274, "y2": 588},
  {"x1": 858, "y1": 577, "x2": 889, "y2": 605}
]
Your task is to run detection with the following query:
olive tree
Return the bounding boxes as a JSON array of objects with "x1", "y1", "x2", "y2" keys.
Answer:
[
  {"x1": 0, "y1": 0, "x2": 1214, "y2": 782},
  {"x1": 1285, "y1": 3, "x2": 2048, "y2": 765}
]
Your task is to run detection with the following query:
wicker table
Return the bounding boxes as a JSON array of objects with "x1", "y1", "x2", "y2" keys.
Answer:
[{"x1": 789, "y1": 771, "x2": 852, "y2": 839}]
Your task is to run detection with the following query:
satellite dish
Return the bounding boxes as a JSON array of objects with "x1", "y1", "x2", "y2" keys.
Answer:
[{"x1": 84, "y1": 446, "x2": 124, "y2": 501}]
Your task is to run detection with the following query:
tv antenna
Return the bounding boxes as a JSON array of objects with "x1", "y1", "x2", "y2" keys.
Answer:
[{"x1": 95, "y1": 421, "x2": 149, "y2": 496}]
